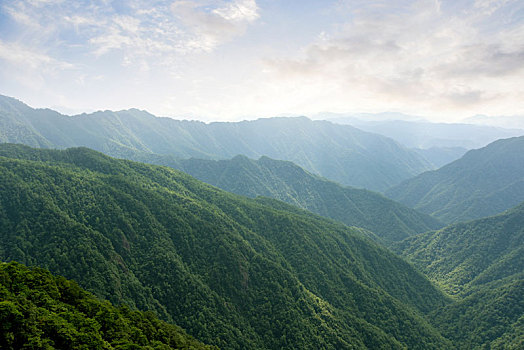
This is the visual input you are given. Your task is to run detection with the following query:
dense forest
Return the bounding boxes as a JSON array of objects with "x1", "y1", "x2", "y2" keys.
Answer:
[
  {"x1": 164, "y1": 154, "x2": 442, "y2": 243},
  {"x1": 0, "y1": 261, "x2": 214, "y2": 349},
  {"x1": 0, "y1": 144, "x2": 450, "y2": 349},
  {"x1": 394, "y1": 202, "x2": 524, "y2": 348}
]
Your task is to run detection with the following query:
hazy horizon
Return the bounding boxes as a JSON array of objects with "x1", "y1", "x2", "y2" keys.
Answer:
[
  {"x1": 3, "y1": 93, "x2": 524, "y2": 131},
  {"x1": 1, "y1": 0, "x2": 523, "y2": 125}
]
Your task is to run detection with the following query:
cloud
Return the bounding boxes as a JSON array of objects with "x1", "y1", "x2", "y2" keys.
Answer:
[
  {"x1": 0, "y1": 40, "x2": 74, "y2": 71},
  {"x1": 170, "y1": 0, "x2": 259, "y2": 52},
  {"x1": 0, "y1": 39, "x2": 79, "y2": 96},
  {"x1": 1, "y1": 0, "x2": 260, "y2": 62},
  {"x1": 265, "y1": 0, "x2": 524, "y2": 118},
  {"x1": 213, "y1": 0, "x2": 259, "y2": 22}
]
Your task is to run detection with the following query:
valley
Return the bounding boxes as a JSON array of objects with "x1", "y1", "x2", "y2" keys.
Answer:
[{"x1": 1, "y1": 97, "x2": 523, "y2": 349}]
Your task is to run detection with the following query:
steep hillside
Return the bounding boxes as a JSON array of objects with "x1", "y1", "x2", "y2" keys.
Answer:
[
  {"x1": 0, "y1": 144, "x2": 450, "y2": 349},
  {"x1": 430, "y1": 280, "x2": 524, "y2": 350},
  {"x1": 386, "y1": 136, "x2": 524, "y2": 223},
  {"x1": 393, "y1": 202, "x2": 524, "y2": 348},
  {"x1": 168, "y1": 155, "x2": 442, "y2": 243},
  {"x1": 0, "y1": 95, "x2": 432, "y2": 191},
  {"x1": 394, "y1": 201, "x2": 524, "y2": 295},
  {"x1": 0, "y1": 261, "x2": 214, "y2": 349}
]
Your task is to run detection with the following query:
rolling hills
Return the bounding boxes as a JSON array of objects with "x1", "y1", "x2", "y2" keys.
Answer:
[
  {"x1": 167, "y1": 155, "x2": 442, "y2": 244},
  {"x1": 0, "y1": 95, "x2": 432, "y2": 191},
  {"x1": 0, "y1": 144, "x2": 450, "y2": 349},
  {"x1": 386, "y1": 136, "x2": 524, "y2": 223}
]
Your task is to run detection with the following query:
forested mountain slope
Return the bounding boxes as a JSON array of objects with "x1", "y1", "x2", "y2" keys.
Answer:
[
  {"x1": 166, "y1": 155, "x2": 442, "y2": 243},
  {"x1": 394, "y1": 201, "x2": 524, "y2": 295},
  {"x1": 0, "y1": 261, "x2": 214, "y2": 349},
  {"x1": 0, "y1": 144, "x2": 449, "y2": 349},
  {"x1": 386, "y1": 136, "x2": 524, "y2": 223},
  {"x1": 393, "y1": 202, "x2": 524, "y2": 348},
  {"x1": 0, "y1": 95, "x2": 432, "y2": 191}
]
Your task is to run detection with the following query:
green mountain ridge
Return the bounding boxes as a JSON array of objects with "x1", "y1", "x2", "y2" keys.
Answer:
[
  {"x1": 386, "y1": 136, "x2": 524, "y2": 223},
  {"x1": 393, "y1": 201, "x2": 524, "y2": 348},
  {"x1": 0, "y1": 95, "x2": 432, "y2": 191},
  {"x1": 0, "y1": 261, "x2": 215, "y2": 349},
  {"x1": 393, "y1": 201, "x2": 524, "y2": 295},
  {"x1": 0, "y1": 144, "x2": 450, "y2": 349},
  {"x1": 158, "y1": 154, "x2": 443, "y2": 244}
]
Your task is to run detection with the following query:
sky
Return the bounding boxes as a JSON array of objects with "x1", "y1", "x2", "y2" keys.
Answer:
[{"x1": 0, "y1": 0, "x2": 523, "y2": 123}]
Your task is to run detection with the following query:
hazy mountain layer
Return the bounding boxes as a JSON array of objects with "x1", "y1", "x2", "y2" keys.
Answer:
[
  {"x1": 328, "y1": 116, "x2": 523, "y2": 149},
  {"x1": 0, "y1": 261, "x2": 215, "y2": 349},
  {"x1": 0, "y1": 95, "x2": 432, "y2": 191},
  {"x1": 412, "y1": 147, "x2": 468, "y2": 169},
  {"x1": 0, "y1": 144, "x2": 450, "y2": 349},
  {"x1": 393, "y1": 202, "x2": 524, "y2": 348},
  {"x1": 386, "y1": 136, "x2": 524, "y2": 223},
  {"x1": 163, "y1": 155, "x2": 443, "y2": 244}
]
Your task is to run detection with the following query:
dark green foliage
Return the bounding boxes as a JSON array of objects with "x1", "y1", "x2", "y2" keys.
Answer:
[
  {"x1": 393, "y1": 202, "x2": 524, "y2": 348},
  {"x1": 393, "y1": 201, "x2": 524, "y2": 295},
  {"x1": 0, "y1": 95, "x2": 432, "y2": 191},
  {"x1": 0, "y1": 144, "x2": 449, "y2": 349},
  {"x1": 430, "y1": 280, "x2": 524, "y2": 350},
  {"x1": 167, "y1": 155, "x2": 442, "y2": 244},
  {"x1": 0, "y1": 261, "x2": 215, "y2": 349},
  {"x1": 387, "y1": 136, "x2": 524, "y2": 223}
]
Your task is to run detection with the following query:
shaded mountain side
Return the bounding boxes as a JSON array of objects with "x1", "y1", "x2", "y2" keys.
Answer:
[
  {"x1": 0, "y1": 95, "x2": 432, "y2": 191},
  {"x1": 0, "y1": 144, "x2": 450, "y2": 349},
  {"x1": 386, "y1": 136, "x2": 524, "y2": 223},
  {"x1": 0, "y1": 261, "x2": 215, "y2": 349},
  {"x1": 154, "y1": 154, "x2": 443, "y2": 244}
]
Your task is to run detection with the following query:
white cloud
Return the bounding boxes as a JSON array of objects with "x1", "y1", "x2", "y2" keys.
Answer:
[
  {"x1": 0, "y1": 39, "x2": 78, "y2": 98},
  {"x1": 1, "y1": 0, "x2": 260, "y2": 63},
  {"x1": 264, "y1": 0, "x2": 524, "y2": 119},
  {"x1": 213, "y1": 0, "x2": 259, "y2": 22},
  {"x1": 0, "y1": 40, "x2": 74, "y2": 71},
  {"x1": 1, "y1": 0, "x2": 522, "y2": 122},
  {"x1": 171, "y1": 0, "x2": 259, "y2": 52}
]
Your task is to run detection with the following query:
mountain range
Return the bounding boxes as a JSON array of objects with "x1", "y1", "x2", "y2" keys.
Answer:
[
  {"x1": 0, "y1": 144, "x2": 450, "y2": 349},
  {"x1": 325, "y1": 114, "x2": 523, "y2": 149},
  {"x1": 2, "y1": 94, "x2": 524, "y2": 349},
  {"x1": 0, "y1": 95, "x2": 433, "y2": 191},
  {"x1": 163, "y1": 154, "x2": 443, "y2": 244},
  {"x1": 386, "y1": 136, "x2": 524, "y2": 223}
]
